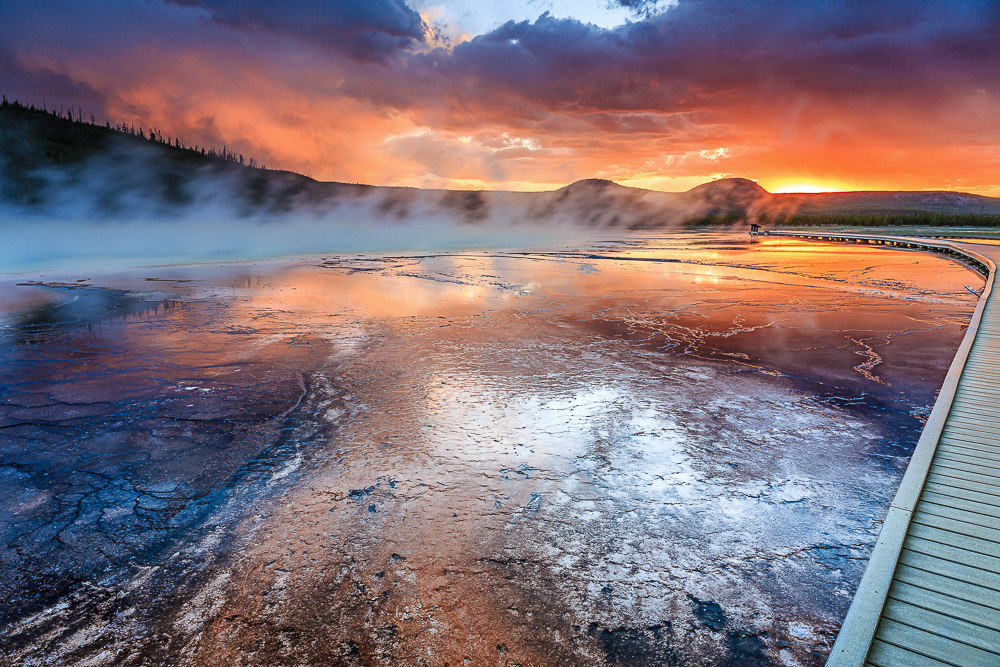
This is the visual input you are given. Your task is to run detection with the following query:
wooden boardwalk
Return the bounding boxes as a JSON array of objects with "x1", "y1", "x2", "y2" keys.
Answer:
[{"x1": 770, "y1": 232, "x2": 1000, "y2": 666}]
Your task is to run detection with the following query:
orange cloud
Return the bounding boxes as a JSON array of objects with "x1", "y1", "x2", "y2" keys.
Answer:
[{"x1": 2, "y1": 1, "x2": 998, "y2": 195}]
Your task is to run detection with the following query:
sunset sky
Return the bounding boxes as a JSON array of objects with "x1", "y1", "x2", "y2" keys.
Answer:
[{"x1": 2, "y1": 1, "x2": 999, "y2": 195}]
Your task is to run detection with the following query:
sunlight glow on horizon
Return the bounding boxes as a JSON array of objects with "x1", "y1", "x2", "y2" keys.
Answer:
[
  {"x1": 768, "y1": 181, "x2": 850, "y2": 194},
  {"x1": 5, "y1": 2, "x2": 998, "y2": 198}
]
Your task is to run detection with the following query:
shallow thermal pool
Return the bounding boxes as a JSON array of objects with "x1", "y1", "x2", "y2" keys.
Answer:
[{"x1": 0, "y1": 233, "x2": 986, "y2": 666}]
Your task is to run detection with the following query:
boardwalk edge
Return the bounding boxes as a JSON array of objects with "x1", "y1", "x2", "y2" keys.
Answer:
[{"x1": 768, "y1": 232, "x2": 997, "y2": 667}]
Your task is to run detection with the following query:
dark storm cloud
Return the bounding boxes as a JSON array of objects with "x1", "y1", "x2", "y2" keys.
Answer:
[
  {"x1": 0, "y1": 52, "x2": 107, "y2": 113},
  {"x1": 348, "y1": 0, "x2": 999, "y2": 129},
  {"x1": 607, "y1": 0, "x2": 670, "y2": 18},
  {"x1": 2, "y1": 0, "x2": 998, "y2": 191},
  {"x1": 165, "y1": 0, "x2": 427, "y2": 60}
]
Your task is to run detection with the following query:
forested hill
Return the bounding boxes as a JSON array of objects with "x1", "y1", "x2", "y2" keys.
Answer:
[
  {"x1": 2, "y1": 98, "x2": 999, "y2": 229},
  {"x1": 0, "y1": 98, "x2": 359, "y2": 214}
]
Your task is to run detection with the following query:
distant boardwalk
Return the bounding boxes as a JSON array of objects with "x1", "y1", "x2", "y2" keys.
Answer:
[{"x1": 772, "y1": 232, "x2": 1000, "y2": 666}]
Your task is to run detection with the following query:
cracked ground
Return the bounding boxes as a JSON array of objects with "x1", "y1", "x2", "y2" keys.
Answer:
[{"x1": 0, "y1": 234, "x2": 984, "y2": 666}]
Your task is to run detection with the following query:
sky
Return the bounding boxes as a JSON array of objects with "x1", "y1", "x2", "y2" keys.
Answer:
[{"x1": 1, "y1": 0, "x2": 999, "y2": 195}]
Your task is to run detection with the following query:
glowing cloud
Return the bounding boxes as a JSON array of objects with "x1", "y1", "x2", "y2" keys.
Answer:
[{"x1": 1, "y1": 1, "x2": 998, "y2": 194}]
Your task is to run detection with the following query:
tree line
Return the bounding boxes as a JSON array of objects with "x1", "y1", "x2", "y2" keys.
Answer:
[
  {"x1": 771, "y1": 212, "x2": 1000, "y2": 228},
  {"x1": 682, "y1": 210, "x2": 1000, "y2": 229},
  {"x1": 1, "y1": 94, "x2": 265, "y2": 169}
]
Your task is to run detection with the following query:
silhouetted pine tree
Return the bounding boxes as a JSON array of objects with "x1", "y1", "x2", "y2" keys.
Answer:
[{"x1": 2, "y1": 92, "x2": 268, "y2": 170}]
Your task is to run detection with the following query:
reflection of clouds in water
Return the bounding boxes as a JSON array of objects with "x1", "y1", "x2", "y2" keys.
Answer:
[
  {"x1": 412, "y1": 355, "x2": 891, "y2": 655},
  {"x1": 423, "y1": 379, "x2": 684, "y2": 467},
  {"x1": 0, "y1": 232, "x2": 982, "y2": 666}
]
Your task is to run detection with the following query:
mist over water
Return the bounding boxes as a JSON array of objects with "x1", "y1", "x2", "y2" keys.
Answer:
[
  {"x1": 1, "y1": 132, "x2": 783, "y2": 271},
  {"x1": 1, "y1": 209, "x2": 579, "y2": 271},
  {"x1": 0, "y1": 233, "x2": 984, "y2": 666}
]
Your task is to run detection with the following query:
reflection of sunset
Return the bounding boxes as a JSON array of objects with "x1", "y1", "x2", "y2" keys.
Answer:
[
  {"x1": 4, "y1": 1, "x2": 999, "y2": 663},
  {"x1": 189, "y1": 236, "x2": 985, "y2": 341},
  {"x1": 1, "y1": 232, "x2": 985, "y2": 665}
]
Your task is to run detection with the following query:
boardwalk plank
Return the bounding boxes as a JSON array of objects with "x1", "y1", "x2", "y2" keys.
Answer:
[
  {"x1": 939, "y1": 437, "x2": 1000, "y2": 454},
  {"x1": 888, "y1": 580, "x2": 1000, "y2": 632},
  {"x1": 947, "y1": 409, "x2": 1000, "y2": 421},
  {"x1": 950, "y1": 407, "x2": 1000, "y2": 418},
  {"x1": 904, "y1": 534, "x2": 1000, "y2": 573},
  {"x1": 938, "y1": 436, "x2": 1000, "y2": 461},
  {"x1": 951, "y1": 383, "x2": 999, "y2": 398},
  {"x1": 934, "y1": 450, "x2": 1000, "y2": 472},
  {"x1": 930, "y1": 456, "x2": 1000, "y2": 484},
  {"x1": 955, "y1": 371, "x2": 1000, "y2": 380},
  {"x1": 950, "y1": 402, "x2": 1000, "y2": 413},
  {"x1": 899, "y1": 549, "x2": 1000, "y2": 592},
  {"x1": 944, "y1": 429, "x2": 1000, "y2": 444},
  {"x1": 935, "y1": 442, "x2": 1000, "y2": 475},
  {"x1": 943, "y1": 421, "x2": 1000, "y2": 436},
  {"x1": 940, "y1": 433, "x2": 1000, "y2": 450},
  {"x1": 912, "y1": 509, "x2": 1000, "y2": 544},
  {"x1": 954, "y1": 375, "x2": 1000, "y2": 387},
  {"x1": 952, "y1": 397, "x2": 1000, "y2": 407},
  {"x1": 874, "y1": 617, "x2": 997, "y2": 665},
  {"x1": 937, "y1": 452, "x2": 1000, "y2": 471},
  {"x1": 924, "y1": 473, "x2": 1000, "y2": 501},
  {"x1": 947, "y1": 407, "x2": 1000, "y2": 420},
  {"x1": 907, "y1": 523, "x2": 1000, "y2": 568},
  {"x1": 923, "y1": 481, "x2": 1000, "y2": 509},
  {"x1": 921, "y1": 492, "x2": 1000, "y2": 522},
  {"x1": 954, "y1": 379, "x2": 1000, "y2": 389},
  {"x1": 918, "y1": 500, "x2": 1000, "y2": 531},
  {"x1": 948, "y1": 417, "x2": 1000, "y2": 430},
  {"x1": 881, "y1": 598, "x2": 1000, "y2": 654},
  {"x1": 951, "y1": 394, "x2": 1000, "y2": 407},
  {"x1": 940, "y1": 433, "x2": 1000, "y2": 451},
  {"x1": 948, "y1": 407, "x2": 1000, "y2": 421},
  {"x1": 955, "y1": 387, "x2": 1000, "y2": 396},
  {"x1": 937, "y1": 437, "x2": 1000, "y2": 453},
  {"x1": 956, "y1": 361, "x2": 1000, "y2": 370},
  {"x1": 953, "y1": 382, "x2": 1000, "y2": 393},
  {"x1": 955, "y1": 366, "x2": 1000, "y2": 374},
  {"x1": 895, "y1": 564, "x2": 1000, "y2": 612},
  {"x1": 930, "y1": 462, "x2": 1000, "y2": 485},
  {"x1": 948, "y1": 396, "x2": 1000, "y2": 413},
  {"x1": 939, "y1": 432, "x2": 1000, "y2": 451},
  {"x1": 866, "y1": 638, "x2": 956, "y2": 667}
]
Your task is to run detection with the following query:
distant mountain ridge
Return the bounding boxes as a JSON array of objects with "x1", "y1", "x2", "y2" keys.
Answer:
[
  {"x1": 3, "y1": 101, "x2": 1000, "y2": 229},
  {"x1": 778, "y1": 189, "x2": 1000, "y2": 217}
]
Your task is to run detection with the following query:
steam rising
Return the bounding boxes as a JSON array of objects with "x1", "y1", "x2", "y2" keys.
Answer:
[{"x1": 1, "y1": 137, "x2": 772, "y2": 272}]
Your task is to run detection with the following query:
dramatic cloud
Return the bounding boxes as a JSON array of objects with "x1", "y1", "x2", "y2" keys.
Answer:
[
  {"x1": 2, "y1": 0, "x2": 998, "y2": 193},
  {"x1": 607, "y1": 0, "x2": 672, "y2": 18},
  {"x1": 377, "y1": 4, "x2": 999, "y2": 124},
  {"x1": 165, "y1": 0, "x2": 427, "y2": 61}
]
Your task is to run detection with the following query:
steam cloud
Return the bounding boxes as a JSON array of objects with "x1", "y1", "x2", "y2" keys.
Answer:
[{"x1": 1, "y1": 135, "x2": 771, "y2": 272}]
